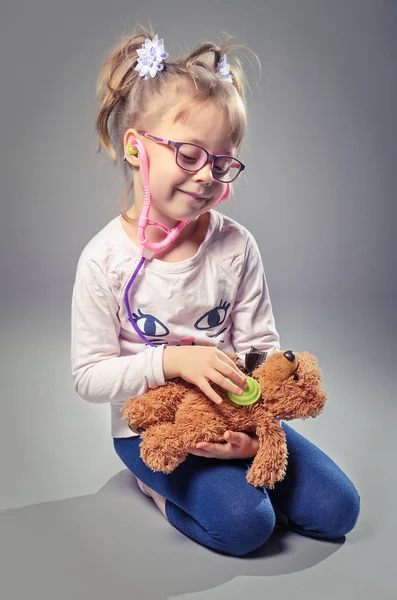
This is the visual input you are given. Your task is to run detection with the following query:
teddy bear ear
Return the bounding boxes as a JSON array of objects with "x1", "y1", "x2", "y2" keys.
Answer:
[{"x1": 245, "y1": 347, "x2": 268, "y2": 374}]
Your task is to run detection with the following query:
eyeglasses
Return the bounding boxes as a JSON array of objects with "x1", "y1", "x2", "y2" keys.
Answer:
[{"x1": 137, "y1": 131, "x2": 245, "y2": 183}]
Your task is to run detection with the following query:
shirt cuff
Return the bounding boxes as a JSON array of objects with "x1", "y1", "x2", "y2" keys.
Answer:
[{"x1": 148, "y1": 344, "x2": 166, "y2": 388}]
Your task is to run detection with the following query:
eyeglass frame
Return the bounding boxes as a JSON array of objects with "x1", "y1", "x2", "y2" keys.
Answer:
[{"x1": 136, "y1": 130, "x2": 245, "y2": 183}]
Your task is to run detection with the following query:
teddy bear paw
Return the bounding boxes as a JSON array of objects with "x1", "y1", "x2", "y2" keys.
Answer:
[
  {"x1": 140, "y1": 437, "x2": 186, "y2": 474},
  {"x1": 246, "y1": 466, "x2": 282, "y2": 490}
]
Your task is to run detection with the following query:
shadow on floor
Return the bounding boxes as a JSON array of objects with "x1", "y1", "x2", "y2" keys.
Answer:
[{"x1": 0, "y1": 468, "x2": 344, "y2": 600}]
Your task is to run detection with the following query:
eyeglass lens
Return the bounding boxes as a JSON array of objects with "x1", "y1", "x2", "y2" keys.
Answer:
[{"x1": 176, "y1": 144, "x2": 240, "y2": 182}]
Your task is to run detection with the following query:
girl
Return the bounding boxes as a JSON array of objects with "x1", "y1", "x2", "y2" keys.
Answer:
[{"x1": 71, "y1": 24, "x2": 360, "y2": 557}]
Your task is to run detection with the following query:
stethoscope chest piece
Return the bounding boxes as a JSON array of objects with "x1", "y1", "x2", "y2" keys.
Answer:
[{"x1": 227, "y1": 376, "x2": 262, "y2": 406}]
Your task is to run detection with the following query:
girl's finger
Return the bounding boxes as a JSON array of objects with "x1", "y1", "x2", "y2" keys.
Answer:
[
  {"x1": 217, "y1": 356, "x2": 247, "y2": 389},
  {"x1": 199, "y1": 379, "x2": 223, "y2": 405},
  {"x1": 195, "y1": 442, "x2": 220, "y2": 452},
  {"x1": 188, "y1": 448, "x2": 215, "y2": 458},
  {"x1": 196, "y1": 442, "x2": 235, "y2": 459},
  {"x1": 219, "y1": 352, "x2": 246, "y2": 380},
  {"x1": 224, "y1": 431, "x2": 243, "y2": 446}
]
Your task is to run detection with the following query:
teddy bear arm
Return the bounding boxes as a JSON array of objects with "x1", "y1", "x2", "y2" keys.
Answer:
[{"x1": 247, "y1": 419, "x2": 288, "y2": 489}]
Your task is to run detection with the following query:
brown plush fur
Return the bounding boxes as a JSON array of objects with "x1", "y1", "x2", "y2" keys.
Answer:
[{"x1": 121, "y1": 350, "x2": 327, "y2": 489}]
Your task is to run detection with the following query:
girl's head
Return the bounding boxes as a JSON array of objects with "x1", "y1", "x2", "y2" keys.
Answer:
[{"x1": 95, "y1": 23, "x2": 259, "y2": 227}]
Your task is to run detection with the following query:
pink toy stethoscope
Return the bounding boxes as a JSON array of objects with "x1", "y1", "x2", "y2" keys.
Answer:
[{"x1": 123, "y1": 138, "x2": 231, "y2": 347}]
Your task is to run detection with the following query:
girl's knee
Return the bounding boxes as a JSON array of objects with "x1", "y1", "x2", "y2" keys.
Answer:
[
  {"x1": 325, "y1": 480, "x2": 361, "y2": 538},
  {"x1": 208, "y1": 498, "x2": 276, "y2": 557},
  {"x1": 300, "y1": 478, "x2": 361, "y2": 540}
]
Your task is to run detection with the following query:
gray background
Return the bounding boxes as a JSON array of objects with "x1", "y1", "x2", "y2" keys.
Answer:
[{"x1": 0, "y1": 0, "x2": 396, "y2": 599}]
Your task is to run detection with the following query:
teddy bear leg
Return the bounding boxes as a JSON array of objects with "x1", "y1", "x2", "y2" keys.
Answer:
[
  {"x1": 171, "y1": 394, "x2": 228, "y2": 450},
  {"x1": 140, "y1": 410, "x2": 226, "y2": 474},
  {"x1": 140, "y1": 422, "x2": 189, "y2": 474},
  {"x1": 174, "y1": 413, "x2": 226, "y2": 449},
  {"x1": 122, "y1": 380, "x2": 190, "y2": 433},
  {"x1": 246, "y1": 422, "x2": 288, "y2": 489}
]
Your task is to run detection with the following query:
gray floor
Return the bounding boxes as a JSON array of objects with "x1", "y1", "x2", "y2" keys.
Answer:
[{"x1": 0, "y1": 301, "x2": 394, "y2": 599}]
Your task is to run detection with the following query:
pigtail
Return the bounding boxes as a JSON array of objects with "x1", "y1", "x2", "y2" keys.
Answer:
[
  {"x1": 183, "y1": 34, "x2": 260, "y2": 103},
  {"x1": 95, "y1": 24, "x2": 157, "y2": 162}
]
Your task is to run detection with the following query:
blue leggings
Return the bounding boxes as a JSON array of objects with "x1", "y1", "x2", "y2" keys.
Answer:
[{"x1": 113, "y1": 422, "x2": 360, "y2": 556}]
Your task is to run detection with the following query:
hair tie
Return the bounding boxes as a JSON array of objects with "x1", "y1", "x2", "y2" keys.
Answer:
[
  {"x1": 134, "y1": 34, "x2": 169, "y2": 79},
  {"x1": 215, "y1": 54, "x2": 233, "y2": 83}
]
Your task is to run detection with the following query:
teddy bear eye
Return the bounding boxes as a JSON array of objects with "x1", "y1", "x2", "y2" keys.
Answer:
[{"x1": 292, "y1": 373, "x2": 299, "y2": 381}]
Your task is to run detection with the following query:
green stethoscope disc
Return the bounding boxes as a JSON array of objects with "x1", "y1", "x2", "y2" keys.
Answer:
[{"x1": 227, "y1": 376, "x2": 261, "y2": 406}]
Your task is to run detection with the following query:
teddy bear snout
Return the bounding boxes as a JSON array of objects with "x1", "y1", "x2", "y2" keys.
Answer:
[{"x1": 283, "y1": 350, "x2": 295, "y2": 362}]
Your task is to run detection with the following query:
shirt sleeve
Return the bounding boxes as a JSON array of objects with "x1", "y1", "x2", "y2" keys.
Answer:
[
  {"x1": 230, "y1": 233, "x2": 281, "y2": 363},
  {"x1": 71, "y1": 254, "x2": 165, "y2": 407}
]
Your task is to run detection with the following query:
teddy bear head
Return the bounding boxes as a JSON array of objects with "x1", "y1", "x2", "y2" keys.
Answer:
[{"x1": 243, "y1": 349, "x2": 327, "y2": 421}]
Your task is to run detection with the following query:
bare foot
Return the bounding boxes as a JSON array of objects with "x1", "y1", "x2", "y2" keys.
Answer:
[
  {"x1": 135, "y1": 477, "x2": 168, "y2": 520},
  {"x1": 136, "y1": 478, "x2": 151, "y2": 496}
]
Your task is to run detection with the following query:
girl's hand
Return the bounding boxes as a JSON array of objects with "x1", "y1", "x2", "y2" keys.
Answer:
[
  {"x1": 163, "y1": 346, "x2": 248, "y2": 405},
  {"x1": 188, "y1": 431, "x2": 259, "y2": 460}
]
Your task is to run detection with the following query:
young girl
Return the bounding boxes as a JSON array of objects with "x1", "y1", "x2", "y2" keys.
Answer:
[{"x1": 71, "y1": 24, "x2": 360, "y2": 557}]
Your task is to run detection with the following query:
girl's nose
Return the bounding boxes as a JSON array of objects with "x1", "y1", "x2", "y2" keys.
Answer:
[{"x1": 192, "y1": 160, "x2": 214, "y2": 185}]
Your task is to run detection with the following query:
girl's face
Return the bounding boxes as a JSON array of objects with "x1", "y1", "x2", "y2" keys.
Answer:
[{"x1": 126, "y1": 99, "x2": 237, "y2": 227}]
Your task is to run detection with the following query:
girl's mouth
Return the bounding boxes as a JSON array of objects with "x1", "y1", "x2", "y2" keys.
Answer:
[{"x1": 177, "y1": 189, "x2": 210, "y2": 202}]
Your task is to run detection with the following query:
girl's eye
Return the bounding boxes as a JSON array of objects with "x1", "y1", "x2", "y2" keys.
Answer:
[
  {"x1": 214, "y1": 159, "x2": 231, "y2": 174},
  {"x1": 292, "y1": 373, "x2": 299, "y2": 381},
  {"x1": 180, "y1": 153, "x2": 198, "y2": 163}
]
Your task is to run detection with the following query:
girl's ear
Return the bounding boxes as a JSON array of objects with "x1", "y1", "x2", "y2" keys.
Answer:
[{"x1": 124, "y1": 129, "x2": 141, "y2": 166}]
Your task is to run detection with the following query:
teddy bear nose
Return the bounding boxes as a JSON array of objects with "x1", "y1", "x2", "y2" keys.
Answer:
[{"x1": 283, "y1": 350, "x2": 295, "y2": 362}]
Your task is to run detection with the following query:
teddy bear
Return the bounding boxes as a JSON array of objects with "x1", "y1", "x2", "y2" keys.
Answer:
[{"x1": 120, "y1": 348, "x2": 327, "y2": 489}]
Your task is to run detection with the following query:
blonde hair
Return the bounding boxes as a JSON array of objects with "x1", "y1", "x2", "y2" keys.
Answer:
[{"x1": 95, "y1": 23, "x2": 260, "y2": 219}]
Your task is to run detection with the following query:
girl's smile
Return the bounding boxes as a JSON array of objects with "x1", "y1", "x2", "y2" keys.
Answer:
[{"x1": 176, "y1": 188, "x2": 212, "y2": 203}]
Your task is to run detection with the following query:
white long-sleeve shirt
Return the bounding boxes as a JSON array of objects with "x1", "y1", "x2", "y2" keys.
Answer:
[{"x1": 71, "y1": 209, "x2": 280, "y2": 437}]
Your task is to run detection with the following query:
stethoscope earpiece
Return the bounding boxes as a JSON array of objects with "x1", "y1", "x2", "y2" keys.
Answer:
[{"x1": 127, "y1": 143, "x2": 139, "y2": 156}]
